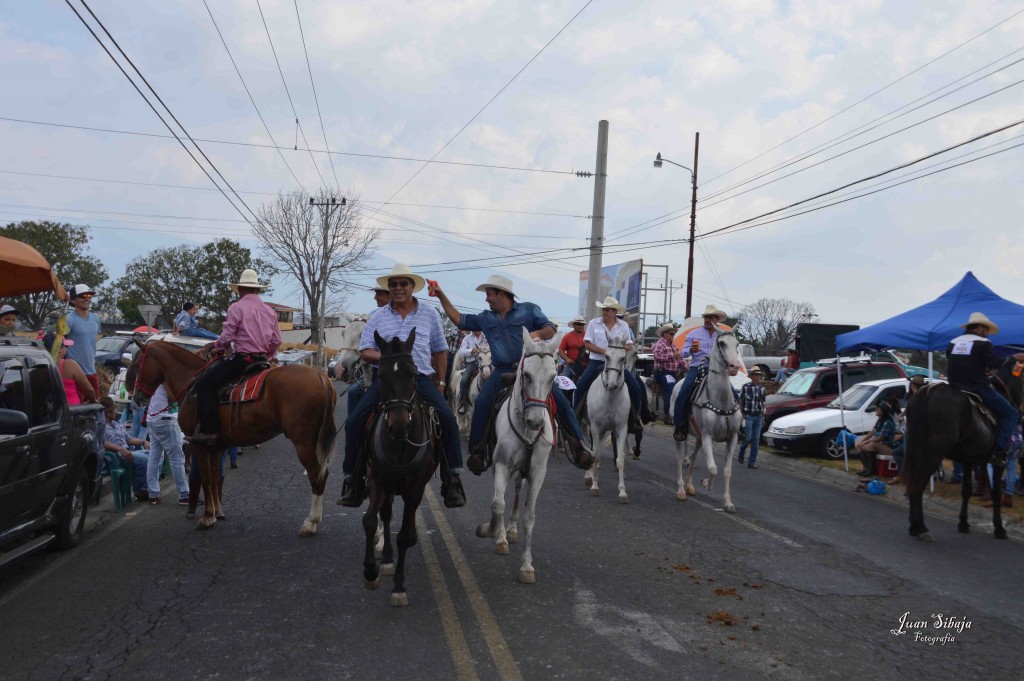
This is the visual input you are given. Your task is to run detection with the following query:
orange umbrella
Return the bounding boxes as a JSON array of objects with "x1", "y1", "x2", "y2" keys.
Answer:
[
  {"x1": 0, "y1": 235, "x2": 68, "y2": 300},
  {"x1": 133, "y1": 325, "x2": 159, "y2": 333}
]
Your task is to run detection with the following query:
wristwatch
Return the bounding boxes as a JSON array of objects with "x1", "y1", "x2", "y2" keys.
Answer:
[{"x1": 437, "y1": 380, "x2": 446, "y2": 387}]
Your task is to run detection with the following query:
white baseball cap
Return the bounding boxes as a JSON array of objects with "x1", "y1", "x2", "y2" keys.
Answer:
[{"x1": 71, "y1": 284, "x2": 96, "y2": 298}]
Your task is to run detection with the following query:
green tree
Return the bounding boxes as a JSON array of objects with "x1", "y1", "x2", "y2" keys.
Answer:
[{"x1": 1, "y1": 221, "x2": 108, "y2": 330}]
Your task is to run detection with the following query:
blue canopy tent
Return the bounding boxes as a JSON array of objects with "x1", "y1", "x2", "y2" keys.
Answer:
[{"x1": 836, "y1": 272, "x2": 1024, "y2": 354}]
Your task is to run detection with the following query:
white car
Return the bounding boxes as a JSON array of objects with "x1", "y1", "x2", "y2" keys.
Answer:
[{"x1": 763, "y1": 378, "x2": 919, "y2": 459}]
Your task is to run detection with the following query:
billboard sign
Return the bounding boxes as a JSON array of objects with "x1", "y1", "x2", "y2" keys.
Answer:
[{"x1": 578, "y1": 259, "x2": 643, "y2": 316}]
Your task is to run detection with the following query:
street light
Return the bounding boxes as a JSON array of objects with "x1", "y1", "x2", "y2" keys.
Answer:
[{"x1": 653, "y1": 132, "x2": 700, "y2": 317}]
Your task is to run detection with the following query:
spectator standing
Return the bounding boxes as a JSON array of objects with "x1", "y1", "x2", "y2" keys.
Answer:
[
  {"x1": 64, "y1": 283, "x2": 103, "y2": 397},
  {"x1": 42, "y1": 332, "x2": 96, "y2": 404},
  {"x1": 145, "y1": 383, "x2": 189, "y2": 505},
  {"x1": 173, "y1": 302, "x2": 219, "y2": 340},
  {"x1": 651, "y1": 323, "x2": 682, "y2": 424},
  {"x1": 100, "y1": 397, "x2": 150, "y2": 499},
  {"x1": 0, "y1": 304, "x2": 18, "y2": 335},
  {"x1": 737, "y1": 367, "x2": 766, "y2": 468}
]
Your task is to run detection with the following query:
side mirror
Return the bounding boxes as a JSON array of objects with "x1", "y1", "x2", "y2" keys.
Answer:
[
  {"x1": 121, "y1": 352, "x2": 134, "y2": 365},
  {"x1": 0, "y1": 408, "x2": 30, "y2": 436}
]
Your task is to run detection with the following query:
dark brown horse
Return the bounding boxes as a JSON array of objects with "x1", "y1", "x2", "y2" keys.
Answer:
[
  {"x1": 362, "y1": 329, "x2": 440, "y2": 607},
  {"x1": 904, "y1": 381, "x2": 1008, "y2": 541},
  {"x1": 126, "y1": 340, "x2": 337, "y2": 534}
]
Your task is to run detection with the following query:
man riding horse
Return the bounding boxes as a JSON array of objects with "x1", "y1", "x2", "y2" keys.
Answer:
[
  {"x1": 946, "y1": 312, "x2": 1024, "y2": 466},
  {"x1": 339, "y1": 264, "x2": 466, "y2": 509},
  {"x1": 456, "y1": 330, "x2": 488, "y2": 415},
  {"x1": 193, "y1": 269, "x2": 280, "y2": 445},
  {"x1": 434, "y1": 274, "x2": 594, "y2": 474},
  {"x1": 673, "y1": 304, "x2": 729, "y2": 442}
]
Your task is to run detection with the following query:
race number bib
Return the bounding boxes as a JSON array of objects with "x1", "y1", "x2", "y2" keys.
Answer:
[
  {"x1": 951, "y1": 341, "x2": 974, "y2": 355},
  {"x1": 664, "y1": 375, "x2": 676, "y2": 385},
  {"x1": 554, "y1": 375, "x2": 576, "y2": 390}
]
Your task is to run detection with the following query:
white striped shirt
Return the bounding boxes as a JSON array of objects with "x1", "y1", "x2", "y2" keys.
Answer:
[{"x1": 360, "y1": 300, "x2": 448, "y2": 376}]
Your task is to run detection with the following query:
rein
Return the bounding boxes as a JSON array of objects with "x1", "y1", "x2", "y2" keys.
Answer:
[
  {"x1": 695, "y1": 334, "x2": 739, "y2": 416},
  {"x1": 378, "y1": 352, "x2": 433, "y2": 448},
  {"x1": 599, "y1": 343, "x2": 626, "y2": 390}
]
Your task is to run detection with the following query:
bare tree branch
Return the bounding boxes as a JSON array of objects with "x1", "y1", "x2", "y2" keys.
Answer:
[{"x1": 736, "y1": 297, "x2": 817, "y2": 354}]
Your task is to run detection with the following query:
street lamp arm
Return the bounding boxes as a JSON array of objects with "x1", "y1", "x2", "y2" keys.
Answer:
[{"x1": 654, "y1": 153, "x2": 694, "y2": 178}]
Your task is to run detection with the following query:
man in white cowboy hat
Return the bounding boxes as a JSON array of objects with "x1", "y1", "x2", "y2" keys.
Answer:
[
  {"x1": 946, "y1": 312, "x2": 1024, "y2": 465},
  {"x1": 339, "y1": 264, "x2": 465, "y2": 508},
  {"x1": 456, "y1": 330, "x2": 488, "y2": 415},
  {"x1": 572, "y1": 296, "x2": 652, "y2": 433},
  {"x1": 434, "y1": 274, "x2": 594, "y2": 473},
  {"x1": 558, "y1": 314, "x2": 587, "y2": 379},
  {"x1": 0, "y1": 304, "x2": 19, "y2": 335},
  {"x1": 371, "y1": 283, "x2": 391, "y2": 309},
  {"x1": 192, "y1": 269, "x2": 281, "y2": 444},
  {"x1": 673, "y1": 304, "x2": 729, "y2": 442},
  {"x1": 651, "y1": 322, "x2": 682, "y2": 423}
]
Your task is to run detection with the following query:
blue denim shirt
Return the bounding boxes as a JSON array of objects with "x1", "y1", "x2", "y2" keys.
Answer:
[{"x1": 460, "y1": 301, "x2": 554, "y2": 368}]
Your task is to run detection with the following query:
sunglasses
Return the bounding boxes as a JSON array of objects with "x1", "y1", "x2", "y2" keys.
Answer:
[
  {"x1": 77, "y1": 293, "x2": 94, "y2": 299},
  {"x1": 388, "y1": 280, "x2": 413, "y2": 289}
]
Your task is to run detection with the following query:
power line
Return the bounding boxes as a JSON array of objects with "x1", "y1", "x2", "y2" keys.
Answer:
[
  {"x1": 0, "y1": 116, "x2": 579, "y2": 175},
  {"x1": 699, "y1": 7, "x2": 1024, "y2": 188},
  {"x1": 202, "y1": 0, "x2": 308, "y2": 191},
  {"x1": 293, "y1": 0, "x2": 341, "y2": 189}
]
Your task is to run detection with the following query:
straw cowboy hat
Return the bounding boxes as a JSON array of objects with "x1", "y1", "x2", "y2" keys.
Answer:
[
  {"x1": 377, "y1": 263, "x2": 425, "y2": 293},
  {"x1": 598, "y1": 296, "x2": 625, "y2": 313},
  {"x1": 656, "y1": 322, "x2": 677, "y2": 337},
  {"x1": 476, "y1": 274, "x2": 516, "y2": 298},
  {"x1": 748, "y1": 366, "x2": 764, "y2": 376},
  {"x1": 960, "y1": 311, "x2": 999, "y2": 334},
  {"x1": 228, "y1": 269, "x2": 268, "y2": 293},
  {"x1": 369, "y1": 284, "x2": 390, "y2": 294},
  {"x1": 568, "y1": 314, "x2": 586, "y2": 325},
  {"x1": 701, "y1": 304, "x2": 728, "y2": 322}
]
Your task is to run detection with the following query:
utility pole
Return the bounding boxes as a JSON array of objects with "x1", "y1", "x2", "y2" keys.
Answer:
[
  {"x1": 309, "y1": 196, "x2": 345, "y2": 369},
  {"x1": 585, "y1": 120, "x2": 609, "y2": 319},
  {"x1": 685, "y1": 132, "x2": 700, "y2": 318}
]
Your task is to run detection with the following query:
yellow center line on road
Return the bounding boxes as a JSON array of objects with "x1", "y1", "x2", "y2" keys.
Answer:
[{"x1": 424, "y1": 487, "x2": 524, "y2": 681}]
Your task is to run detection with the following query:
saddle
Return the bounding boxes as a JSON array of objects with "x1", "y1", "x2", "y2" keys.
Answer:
[
  {"x1": 218, "y1": 362, "x2": 274, "y2": 404},
  {"x1": 960, "y1": 390, "x2": 997, "y2": 429}
]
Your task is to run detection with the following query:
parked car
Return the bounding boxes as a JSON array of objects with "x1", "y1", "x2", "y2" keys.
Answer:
[
  {"x1": 0, "y1": 336, "x2": 104, "y2": 567},
  {"x1": 95, "y1": 331, "x2": 145, "y2": 375},
  {"x1": 763, "y1": 378, "x2": 917, "y2": 459},
  {"x1": 763, "y1": 361, "x2": 907, "y2": 430},
  {"x1": 864, "y1": 350, "x2": 942, "y2": 379}
]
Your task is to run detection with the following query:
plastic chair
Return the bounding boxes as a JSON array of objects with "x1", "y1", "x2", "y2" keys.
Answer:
[{"x1": 101, "y1": 451, "x2": 133, "y2": 512}]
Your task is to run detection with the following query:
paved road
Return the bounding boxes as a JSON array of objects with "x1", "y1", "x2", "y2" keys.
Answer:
[{"x1": 1, "y1": 382, "x2": 1021, "y2": 680}]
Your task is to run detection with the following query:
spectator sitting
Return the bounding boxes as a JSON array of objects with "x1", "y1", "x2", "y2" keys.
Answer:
[
  {"x1": 42, "y1": 332, "x2": 97, "y2": 405},
  {"x1": 173, "y1": 302, "x2": 219, "y2": 341},
  {"x1": 856, "y1": 401, "x2": 898, "y2": 480},
  {"x1": 0, "y1": 304, "x2": 19, "y2": 335},
  {"x1": 100, "y1": 397, "x2": 151, "y2": 500},
  {"x1": 774, "y1": 349, "x2": 799, "y2": 382}
]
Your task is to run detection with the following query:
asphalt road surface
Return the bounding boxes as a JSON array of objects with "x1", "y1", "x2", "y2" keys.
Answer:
[{"x1": 2, "y1": 382, "x2": 1021, "y2": 680}]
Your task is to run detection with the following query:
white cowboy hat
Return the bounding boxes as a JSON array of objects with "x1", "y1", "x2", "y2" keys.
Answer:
[
  {"x1": 748, "y1": 366, "x2": 764, "y2": 375},
  {"x1": 701, "y1": 304, "x2": 728, "y2": 322},
  {"x1": 960, "y1": 311, "x2": 999, "y2": 334},
  {"x1": 656, "y1": 323, "x2": 677, "y2": 337},
  {"x1": 568, "y1": 314, "x2": 586, "y2": 325},
  {"x1": 475, "y1": 274, "x2": 516, "y2": 298},
  {"x1": 228, "y1": 269, "x2": 268, "y2": 293},
  {"x1": 377, "y1": 263, "x2": 425, "y2": 293},
  {"x1": 598, "y1": 296, "x2": 625, "y2": 313}
]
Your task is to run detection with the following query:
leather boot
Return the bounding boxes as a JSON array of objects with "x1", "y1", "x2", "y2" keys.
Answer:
[
  {"x1": 466, "y1": 442, "x2": 489, "y2": 476},
  {"x1": 628, "y1": 409, "x2": 643, "y2": 435},
  {"x1": 565, "y1": 436, "x2": 595, "y2": 470},
  {"x1": 990, "y1": 447, "x2": 1009, "y2": 467},
  {"x1": 338, "y1": 474, "x2": 366, "y2": 507},
  {"x1": 640, "y1": 404, "x2": 654, "y2": 425},
  {"x1": 673, "y1": 424, "x2": 688, "y2": 442},
  {"x1": 442, "y1": 475, "x2": 466, "y2": 508}
]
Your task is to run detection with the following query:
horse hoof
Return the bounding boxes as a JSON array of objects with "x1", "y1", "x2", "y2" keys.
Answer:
[
  {"x1": 913, "y1": 532, "x2": 934, "y2": 543},
  {"x1": 995, "y1": 528, "x2": 1008, "y2": 540},
  {"x1": 686, "y1": 485, "x2": 695, "y2": 495},
  {"x1": 496, "y1": 541, "x2": 510, "y2": 555},
  {"x1": 390, "y1": 592, "x2": 410, "y2": 607},
  {"x1": 365, "y1": 577, "x2": 381, "y2": 591},
  {"x1": 380, "y1": 563, "x2": 396, "y2": 576},
  {"x1": 298, "y1": 526, "x2": 317, "y2": 537},
  {"x1": 957, "y1": 524, "x2": 970, "y2": 534},
  {"x1": 589, "y1": 488, "x2": 600, "y2": 497},
  {"x1": 724, "y1": 504, "x2": 736, "y2": 514},
  {"x1": 196, "y1": 516, "x2": 216, "y2": 530},
  {"x1": 676, "y1": 492, "x2": 687, "y2": 501},
  {"x1": 476, "y1": 523, "x2": 491, "y2": 539},
  {"x1": 507, "y1": 529, "x2": 518, "y2": 544},
  {"x1": 584, "y1": 476, "x2": 593, "y2": 489},
  {"x1": 518, "y1": 569, "x2": 536, "y2": 584},
  {"x1": 618, "y1": 495, "x2": 628, "y2": 504}
]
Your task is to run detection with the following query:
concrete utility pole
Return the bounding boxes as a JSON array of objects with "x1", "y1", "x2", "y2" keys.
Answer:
[
  {"x1": 585, "y1": 120, "x2": 609, "y2": 320},
  {"x1": 685, "y1": 132, "x2": 700, "y2": 318},
  {"x1": 309, "y1": 196, "x2": 345, "y2": 369}
]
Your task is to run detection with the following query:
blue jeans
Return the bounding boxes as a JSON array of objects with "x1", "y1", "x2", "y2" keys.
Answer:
[
  {"x1": 653, "y1": 369, "x2": 675, "y2": 417},
  {"x1": 470, "y1": 367, "x2": 584, "y2": 450},
  {"x1": 226, "y1": 446, "x2": 238, "y2": 466},
  {"x1": 673, "y1": 365, "x2": 702, "y2": 428},
  {"x1": 128, "y1": 450, "x2": 149, "y2": 492},
  {"x1": 344, "y1": 376, "x2": 463, "y2": 476},
  {"x1": 978, "y1": 386, "x2": 1018, "y2": 450},
  {"x1": 182, "y1": 327, "x2": 220, "y2": 340},
  {"x1": 739, "y1": 414, "x2": 763, "y2": 465},
  {"x1": 124, "y1": 402, "x2": 148, "y2": 441},
  {"x1": 459, "y1": 361, "x2": 479, "y2": 404},
  {"x1": 572, "y1": 359, "x2": 643, "y2": 412},
  {"x1": 146, "y1": 417, "x2": 188, "y2": 498}
]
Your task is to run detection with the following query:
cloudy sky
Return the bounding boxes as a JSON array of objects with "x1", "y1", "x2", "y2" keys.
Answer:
[{"x1": 3, "y1": 0, "x2": 1023, "y2": 329}]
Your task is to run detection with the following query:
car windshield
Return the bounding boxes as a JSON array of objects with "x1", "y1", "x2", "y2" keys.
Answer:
[
  {"x1": 96, "y1": 337, "x2": 126, "y2": 352},
  {"x1": 826, "y1": 384, "x2": 876, "y2": 410},
  {"x1": 777, "y1": 371, "x2": 816, "y2": 396}
]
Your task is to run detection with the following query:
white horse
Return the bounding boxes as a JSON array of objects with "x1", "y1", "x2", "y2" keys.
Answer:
[
  {"x1": 449, "y1": 347, "x2": 493, "y2": 432},
  {"x1": 582, "y1": 336, "x2": 632, "y2": 503},
  {"x1": 669, "y1": 331, "x2": 744, "y2": 511},
  {"x1": 335, "y1": 317, "x2": 368, "y2": 385},
  {"x1": 475, "y1": 329, "x2": 557, "y2": 584}
]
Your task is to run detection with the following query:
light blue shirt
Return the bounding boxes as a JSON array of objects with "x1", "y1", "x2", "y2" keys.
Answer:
[
  {"x1": 65, "y1": 311, "x2": 102, "y2": 374},
  {"x1": 174, "y1": 310, "x2": 197, "y2": 331},
  {"x1": 682, "y1": 325, "x2": 719, "y2": 367},
  {"x1": 360, "y1": 300, "x2": 447, "y2": 376}
]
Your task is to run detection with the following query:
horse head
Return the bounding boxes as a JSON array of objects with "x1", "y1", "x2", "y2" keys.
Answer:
[
  {"x1": 376, "y1": 328, "x2": 419, "y2": 440},
  {"x1": 125, "y1": 340, "x2": 164, "y2": 410},
  {"x1": 601, "y1": 335, "x2": 628, "y2": 391},
  {"x1": 519, "y1": 328, "x2": 557, "y2": 431},
  {"x1": 478, "y1": 346, "x2": 493, "y2": 382},
  {"x1": 337, "y1": 319, "x2": 367, "y2": 382},
  {"x1": 712, "y1": 331, "x2": 744, "y2": 375}
]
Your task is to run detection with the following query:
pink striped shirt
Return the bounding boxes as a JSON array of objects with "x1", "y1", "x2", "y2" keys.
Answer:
[{"x1": 214, "y1": 294, "x2": 282, "y2": 358}]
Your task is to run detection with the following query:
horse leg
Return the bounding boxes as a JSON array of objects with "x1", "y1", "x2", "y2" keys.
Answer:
[
  {"x1": 507, "y1": 472, "x2": 522, "y2": 544},
  {"x1": 674, "y1": 439, "x2": 688, "y2": 501},
  {"x1": 615, "y1": 428, "x2": 628, "y2": 504},
  {"x1": 906, "y1": 487, "x2": 932, "y2": 541},
  {"x1": 296, "y1": 441, "x2": 327, "y2": 537},
  {"x1": 391, "y1": 490, "x2": 421, "y2": 607},
  {"x1": 362, "y1": 484, "x2": 384, "y2": 590},
  {"x1": 701, "y1": 432, "x2": 718, "y2": 492},
  {"x1": 588, "y1": 424, "x2": 601, "y2": 497},
  {"x1": 722, "y1": 434, "x2": 737, "y2": 514},
  {"x1": 477, "y1": 459, "x2": 511, "y2": 554},
  {"x1": 379, "y1": 494, "x2": 396, "y2": 576},
  {"x1": 632, "y1": 429, "x2": 642, "y2": 460},
  {"x1": 196, "y1": 445, "x2": 218, "y2": 530},
  {"x1": 992, "y1": 464, "x2": 1007, "y2": 540},
  {"x1": 519, "y1": 460, "x2": 549, "y2": 584},
  {"x1": 958, "y1": 474, "x2": 972, "y2": 533}
]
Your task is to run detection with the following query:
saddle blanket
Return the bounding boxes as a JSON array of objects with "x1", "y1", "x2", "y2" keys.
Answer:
[{"x1": 223, "y1": 367, "x2": 277, "y2": 404}]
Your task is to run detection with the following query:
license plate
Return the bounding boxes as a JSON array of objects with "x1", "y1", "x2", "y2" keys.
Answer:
[{"x1": 765, "y1": 437, "x2": 775, "y2": 447}]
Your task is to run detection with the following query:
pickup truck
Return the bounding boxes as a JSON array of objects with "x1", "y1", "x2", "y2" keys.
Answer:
[
  {"x1": 0, "y1": 336, "x2": 104, "y2": 567},
  {"x1": 737, "y1": 344, "x2": 786, "y2": 378}
]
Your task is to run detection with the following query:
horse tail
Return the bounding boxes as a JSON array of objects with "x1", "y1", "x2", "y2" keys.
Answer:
[{"x1": 313, "y1": 372, "x2": 338, "y2": 484}]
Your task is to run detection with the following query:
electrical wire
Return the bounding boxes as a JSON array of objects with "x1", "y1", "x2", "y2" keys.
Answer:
[{"x1": 293, "y1": 0, "x2": 341, "y2": 189}]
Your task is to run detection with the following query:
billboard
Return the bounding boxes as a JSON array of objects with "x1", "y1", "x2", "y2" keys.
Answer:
[{"x1": 578, "y1": 259, "x2": 643, "y2": 316}]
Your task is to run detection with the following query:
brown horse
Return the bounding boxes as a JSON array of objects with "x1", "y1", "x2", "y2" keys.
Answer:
[{"x1": 126, "y1": 340, "x2": 337, "y2": 534}]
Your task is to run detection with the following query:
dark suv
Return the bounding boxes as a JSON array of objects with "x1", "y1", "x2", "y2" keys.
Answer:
[
  {"x1": 763, "y1": 362, "x2": 907, "y2": 429},
  {"x1": 95, "y1": 332, "x2": 144, "y2": 375}
]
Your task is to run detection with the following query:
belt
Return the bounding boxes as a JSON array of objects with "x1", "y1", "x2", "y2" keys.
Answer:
[
  {"x1": 150, "y1": 415, "x2": 176, "y2": 421},
  {"x1": 237, "y1": 353, "x2": 267, "y2": 363}
]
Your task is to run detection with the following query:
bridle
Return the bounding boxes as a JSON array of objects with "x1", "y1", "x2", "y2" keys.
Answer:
[
  {"x1": 600, "y1": 342, "x2": 627, "y2": 390},
  {"x1": 131, "y1": 341, "x2": 216, "y2": 415},
  {"x1": 507, "y1": 350, "x2": 553, "y2": 447},
  {"x1": 695, "y1": 332, "x2": 740, "y2": 416},
  {"x1": 378, "y1": 352, "x2": 431, "y2": 447}
]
